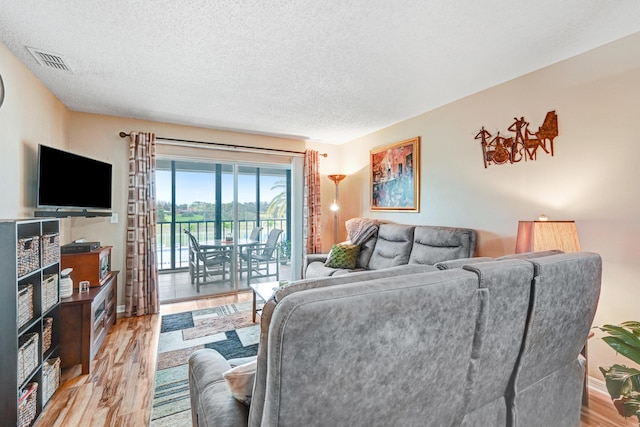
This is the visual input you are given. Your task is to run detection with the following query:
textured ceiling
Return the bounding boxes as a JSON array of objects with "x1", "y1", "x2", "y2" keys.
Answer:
[{"x1": 1, "y1": 1, "x2": 639, "y2": 144}]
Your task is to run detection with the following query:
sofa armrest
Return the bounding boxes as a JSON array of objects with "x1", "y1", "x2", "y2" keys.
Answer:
[
  {"x1": 303, "y1": 253, "x2": 329, "y2": 277},
  {"x1": 189, "y1": 349, "x2": 249, "y2": 427},
  {"x1": 228, "y1": 355, "x2": 257, "y2": 368}
]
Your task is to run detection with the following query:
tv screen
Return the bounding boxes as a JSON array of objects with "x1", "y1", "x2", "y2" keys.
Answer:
[{"x1": 37, "y1": 144, "x2": 112, "y2": 210}]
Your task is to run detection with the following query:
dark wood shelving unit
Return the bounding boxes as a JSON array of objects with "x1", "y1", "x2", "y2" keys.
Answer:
[{"x1": 0, "y1": 218, "x2": 61, "y2": 427}]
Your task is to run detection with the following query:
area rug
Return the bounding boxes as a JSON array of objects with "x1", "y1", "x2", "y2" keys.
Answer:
[{"x1": 150, "y1": 302, "x2": 259, "y2": 427}]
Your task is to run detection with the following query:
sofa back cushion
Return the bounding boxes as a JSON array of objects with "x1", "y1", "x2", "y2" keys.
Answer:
[
  {"x1": 248, "y1": 263, "x2": 438, "y2": 426},
  {"x1": 260, "y1": 269, "x2": 481, "y2": 426},
  {"x1": 367, "y1": 224, "x2": 415, "y2": 269},
  {"x1": 409, "y1": 226, "x2": 477, "y2": 265},
  {"x1": 510, "y1": 252, "x2": 602, "y2": 426},
  {"x1": 459, "y1": 259, "x2": 533, "y2": 425},
  {"x1": 356, "y1": 232, "x2": 377, "y2": 268}
]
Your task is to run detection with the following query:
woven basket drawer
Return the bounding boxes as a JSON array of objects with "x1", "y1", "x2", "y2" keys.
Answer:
[
  {"x1": 18, "y1": 284, "x2": 34, "y2": 329},
  {"x1": 18, "y1": 382, "x2": 38, "y2": 427},
  {"x1": 42, "y1": 357, "x2": 61, "y2": 405},
  {"x1": 17, "y1": 236, "x2": 40, "y2": 277},
  {"x1": 18, "y1": 333, "x2": 39, "y2": 386},
  {"x1": 43, "y1": 317, "x2": 53, "y2": 354},
  {"x1": 42, "y1": 232, "x2": 60, "y2": 267},
  {"x1": 42, "y1": 274, "x2": 59, "y2": 313}
]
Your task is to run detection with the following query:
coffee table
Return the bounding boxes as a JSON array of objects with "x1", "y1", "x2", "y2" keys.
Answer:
[{"x1": 249, "y1": 281, "x2": 280, "y2": 322}]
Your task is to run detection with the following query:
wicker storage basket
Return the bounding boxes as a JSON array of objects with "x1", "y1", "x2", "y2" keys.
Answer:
[
  {"x1": 18, "y1": 382, "x2": 38, "y2": 427},
  {"x1": 42, "y1": 317, "x2": 53, "y2": 354},
  {"x1": 17, "y1": 236, "x2": 40, "y2": 277},
  {"x1": 18, "y1": 333, "x2": 39, "y2": 385},
  {"x1": 42, "y1": 274, "x2": 58, "y2": 313},
  {"x1": 18, "y1": 284, "x2": 34, "y2": 329},
  {"x1": 42, "y1": 357, "x2": 61, "y2": 405},
  {"x1": 41, "y1": 232, "x2": 60, "y2": 267}
]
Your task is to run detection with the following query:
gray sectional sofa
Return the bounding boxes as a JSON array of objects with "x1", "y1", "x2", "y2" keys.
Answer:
[
  {"x1": 188, "y1": 251, "x2": 602, "y2": 427},
  {"x1": 304, "y1": 221, "x2": 478, "y2": 278}
]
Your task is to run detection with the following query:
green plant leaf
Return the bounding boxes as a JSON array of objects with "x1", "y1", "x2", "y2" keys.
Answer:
[
  {"x1": 602, "y1": 336, "x2": 640, "y2": 366},
  {"x1": 620, "y1": 321, "x2": 640, "y2": 338},
  {"x1": 597, "y1": 324, "x2": 640, "y2": 365},
  {"x1": 600, "y1": 364, "x2": 640, "y2": 399},
  {"x1": 620, "y1": 391, "x2": 640, "y2": 420},
  {"x1": 597, "y1": 321, "x2": 640, "y2": 425},
  {"x1": 598, "y1": 324, "x2": 640, "y2": 347}
]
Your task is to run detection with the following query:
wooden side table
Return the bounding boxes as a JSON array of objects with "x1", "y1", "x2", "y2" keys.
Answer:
[
  {"x1": 60, "y1": 271, "x2": 118, "y2": 375},
  {"x1": 582, "y1": 330, "x2": 595, "y2": 406}
]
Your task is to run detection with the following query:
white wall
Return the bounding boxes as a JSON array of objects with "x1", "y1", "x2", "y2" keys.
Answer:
[{"x1": 336, "y1": 32, "x2": 640, "y2": 381}]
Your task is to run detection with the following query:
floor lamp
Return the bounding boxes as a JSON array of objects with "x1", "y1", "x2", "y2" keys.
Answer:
[{"x1": 328, "y1": 174, "x2": 346, "y2": 243}]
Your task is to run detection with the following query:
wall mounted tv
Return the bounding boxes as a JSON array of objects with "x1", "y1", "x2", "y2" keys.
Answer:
[{"x1": 37, "y1": 144, "x2": 113, "y2": 214}]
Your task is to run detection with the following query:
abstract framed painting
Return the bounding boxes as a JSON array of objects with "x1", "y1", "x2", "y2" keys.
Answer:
[{"x1": 370, "y1": 136, "x2": 420, "y2": 212}]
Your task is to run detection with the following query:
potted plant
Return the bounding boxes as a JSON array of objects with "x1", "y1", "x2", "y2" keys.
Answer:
[
  {"x1": 594, "y1": 321, "x2": 640, "y2": 425},
  {"x1": 278, "y1": 240, "x2": 291, "y2": 265}
]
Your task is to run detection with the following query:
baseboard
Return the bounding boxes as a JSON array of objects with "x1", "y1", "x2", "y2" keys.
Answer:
[
  {"x1": 587, "y1": 375, "x2": 609, "y2": 397},
  {"x1": 117, "y1": 304, "x2": 125, "y2": 314}
]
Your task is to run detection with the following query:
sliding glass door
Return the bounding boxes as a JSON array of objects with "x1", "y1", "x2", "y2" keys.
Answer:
[{"x1": 156, "y1": 158, "x2": 291, "y2": 302}]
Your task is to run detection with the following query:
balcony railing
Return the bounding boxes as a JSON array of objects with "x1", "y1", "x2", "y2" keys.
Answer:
[{"x1": 156, "y1": 218, "x2": 287, "y2": 270}]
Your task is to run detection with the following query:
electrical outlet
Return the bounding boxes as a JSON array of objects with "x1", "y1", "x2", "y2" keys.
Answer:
[{"x1": 110, "y1": 213, "x2": 118, "y2": 224}]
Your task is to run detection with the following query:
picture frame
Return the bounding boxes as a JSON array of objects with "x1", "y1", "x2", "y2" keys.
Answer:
[{"x1": 370, "y1": 136, "x2": 420, "y2": 212}]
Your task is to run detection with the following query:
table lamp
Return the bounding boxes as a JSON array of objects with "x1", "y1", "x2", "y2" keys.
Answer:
[{"x1": 515, "y1": 218, "x2": 581, "y2": 253}]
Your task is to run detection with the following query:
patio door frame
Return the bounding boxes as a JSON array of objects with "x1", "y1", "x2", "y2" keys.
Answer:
[{"x1": 156, "y1": 152, "x2": 303, "y2": 297}]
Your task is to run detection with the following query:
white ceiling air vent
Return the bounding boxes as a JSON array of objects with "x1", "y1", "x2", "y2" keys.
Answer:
[{"x1": 26, "y1": 47, "x2": 73, "y2": 72}]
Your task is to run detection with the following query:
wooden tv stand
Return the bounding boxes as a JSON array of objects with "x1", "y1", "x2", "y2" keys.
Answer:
[{"x1": 60, "y1": 271, "x2": 118, "y2": 375}]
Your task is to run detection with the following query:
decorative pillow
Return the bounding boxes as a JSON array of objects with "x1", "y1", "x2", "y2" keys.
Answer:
[
  {"x1": 222, "y1": 360, "x2": 257, "y2": 406},
  {"x1": 324, "y1": 243, "x2": 360, "y2": 269}
]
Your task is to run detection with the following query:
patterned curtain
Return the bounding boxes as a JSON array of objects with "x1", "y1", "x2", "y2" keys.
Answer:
[
  {"x1": 125, "y1": 132, "x2": 159, "y2": 317},
  {"x1": 304, "y1": 150, "x2": 322, "y2": 254}
]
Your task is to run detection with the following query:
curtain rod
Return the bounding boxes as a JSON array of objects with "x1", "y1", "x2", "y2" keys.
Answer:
[{"x1": 118, "y1": 132, "x2": 328, "y2": 157}]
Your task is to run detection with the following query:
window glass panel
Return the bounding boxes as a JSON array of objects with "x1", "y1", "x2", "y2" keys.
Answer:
[
  {"x1": 155, "y1": 157, "x2": 293, "y2": 302},
  {"x1": 237, "y1": 166, "x2": 257, "y2": 239},
  {"x1": 156, "y1": 165, "x2": 172, "y2": 269}
]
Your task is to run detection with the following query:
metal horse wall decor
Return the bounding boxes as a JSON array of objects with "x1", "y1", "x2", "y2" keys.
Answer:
[{"x1": 475, "y1": 111, "x2": 558, "y2": 168}]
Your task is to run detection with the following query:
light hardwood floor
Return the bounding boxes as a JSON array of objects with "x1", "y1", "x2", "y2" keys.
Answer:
[{"x1": 35, "y1": 292, "x2": 635, "y2": 427}]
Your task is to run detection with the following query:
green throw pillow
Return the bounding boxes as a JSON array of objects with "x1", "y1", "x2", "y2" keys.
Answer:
[{"x1": 325, "y1": 243, "x2": 360, "y2": 269}]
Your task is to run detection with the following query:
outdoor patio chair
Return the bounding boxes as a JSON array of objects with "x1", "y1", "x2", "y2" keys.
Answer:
[
  {"x1": 249, "y1": 226, "x2": 263, "y2": 241},
  {"x1": 240, "y1": 228, "x2": 283, "y2": 284},
  {"x1": 184, "y1": 229, "x2": 233, "y2": 292},
  {"x1": 239, "y1": 226, "x2": 264, "y2": 278}
]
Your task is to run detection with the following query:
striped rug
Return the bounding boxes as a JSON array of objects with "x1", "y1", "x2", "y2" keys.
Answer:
[{"x1": 151, "y1": 302, "x2": 259, "y2": 426}]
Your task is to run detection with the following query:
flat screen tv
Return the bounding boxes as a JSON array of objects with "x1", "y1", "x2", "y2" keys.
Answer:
[{"x1": 37, "y1": 144, "x2": 112, "y2": 211}]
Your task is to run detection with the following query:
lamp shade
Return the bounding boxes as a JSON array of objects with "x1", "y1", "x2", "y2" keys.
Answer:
[{"x1": 515, "y1": 220, "x2": 581, "y2": 253}]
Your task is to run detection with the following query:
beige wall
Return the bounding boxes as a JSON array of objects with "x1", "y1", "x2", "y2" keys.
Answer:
[
  {"x1": 0, "y1": 43, "x2": 71, "y2": 224},
  {"x1": 337, "y1": 32, "x2": 640, "y2": 382}
]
